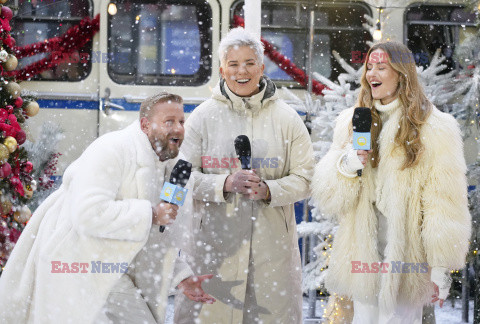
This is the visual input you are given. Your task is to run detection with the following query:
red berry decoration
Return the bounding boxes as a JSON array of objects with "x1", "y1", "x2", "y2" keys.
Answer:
[{"x1": 14, "y1": 97, "x2": 23, "y2": 108}]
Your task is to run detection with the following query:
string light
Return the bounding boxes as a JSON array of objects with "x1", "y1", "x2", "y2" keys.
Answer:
[
  {"x1": 373, "y1": 7, "x2": 383, "y2": 41},
  {"x1": 107, "y1": 2, "x2": 117, "y2": 16}
]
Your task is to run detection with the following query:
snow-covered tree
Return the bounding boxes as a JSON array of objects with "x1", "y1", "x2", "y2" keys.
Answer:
[{"x1": 23, "y1": 121, "x2": 64, "y2": 212}]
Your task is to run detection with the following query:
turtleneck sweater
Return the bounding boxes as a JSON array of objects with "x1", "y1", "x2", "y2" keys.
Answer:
[
  {"x1": 371, "y1": 98, "x2": 402, "y2": 260},
  {"x1": 373, "y1": 97, "x2": 401, "y2": 123}
]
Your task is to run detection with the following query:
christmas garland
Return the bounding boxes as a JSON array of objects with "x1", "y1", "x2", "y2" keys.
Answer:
[
  {"x1": 8, "y1": 14, "x2": 100, "y2": 81},
  {"x1": 233, "y1": 15, "x2": 327, "y2": 96}
]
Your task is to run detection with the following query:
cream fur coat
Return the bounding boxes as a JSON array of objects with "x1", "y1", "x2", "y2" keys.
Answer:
[{"x1": 311, "y1": 101, "x2": 471, "y2": 310}]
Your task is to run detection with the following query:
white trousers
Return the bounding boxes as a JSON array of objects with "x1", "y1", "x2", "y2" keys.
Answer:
[
  {"x1": 94, "y1": 274, "x2": 157, "y2": 324},
  {"x1": 352, "y1": 300, "x2": 423, "y2": 324}
]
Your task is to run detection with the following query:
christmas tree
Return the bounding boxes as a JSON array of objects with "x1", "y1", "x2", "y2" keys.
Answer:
[{"x1": 0, "y1": 2, "x2": 43, "y2": 272}]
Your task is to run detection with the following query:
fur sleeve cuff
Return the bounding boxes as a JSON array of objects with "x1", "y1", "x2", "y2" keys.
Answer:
[
  {"x1": 337, "y1": 149, "x2": 363, "y2": 178},
  {"x1": 431, "y1": 267, "x2": 452, "y2": 300}
]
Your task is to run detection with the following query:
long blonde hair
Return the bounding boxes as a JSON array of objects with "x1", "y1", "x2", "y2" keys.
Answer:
[{"x1": 357, "y1": 41, "x2": 432, "y2": 169}]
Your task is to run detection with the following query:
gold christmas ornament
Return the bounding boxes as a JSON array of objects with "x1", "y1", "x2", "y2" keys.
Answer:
[
  {"x1": 4, "y1": 136, "x2": 17, "y2": 153},
  {"x1": 14, "y1": 206, "x2": 32, "y2": 223},
  {"x1": 22, "y1": 206, "x2": 32, "y2": 222},
  {"x1": 24, "y1": 101, "x2": 40, "y2": 117},
  {"x1": 5, "y1": 82, "x2": 21, "y2": 99},
  {"x1": 1, "y1": 199, "x2": 12, "y2": 215},
  {"x1": 4, "y1": 54, "x2": 18, "y2": 71},
  {"x1": 0, "y1": 144, "x2": 9, "y2": 163},
  {"x1": 13, "y1": 210, "x2": 22, "y2": 222},
  {"x1": 0, "y1": 0, "x2": 8, "y2": 5}
]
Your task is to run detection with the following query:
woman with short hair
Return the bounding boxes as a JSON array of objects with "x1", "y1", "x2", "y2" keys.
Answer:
[{"x1": 175, "y1": 27, "x2": 314, "y2": 323}]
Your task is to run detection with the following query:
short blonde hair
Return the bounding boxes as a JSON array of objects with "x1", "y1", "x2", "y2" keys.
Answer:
[
  {"x1": 139, "y1": 92, "x2": 183, "y2": 120},
  {"x1": 218, "y1": 27, "x2": 264, "y2": 67}
]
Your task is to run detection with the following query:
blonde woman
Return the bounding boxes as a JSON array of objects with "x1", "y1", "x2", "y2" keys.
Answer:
[{"x1": 311, "y1": 41, "x2": 471, "y2": 323}]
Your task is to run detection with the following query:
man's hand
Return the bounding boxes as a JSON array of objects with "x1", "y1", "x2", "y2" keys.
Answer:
[
  {"x1": 223, "y1": 170, "x2": 261, "y2": 194},
  {"x1": 178, "y1": 274, "x2": 216, "y2": 304},
  {"x1": 152, "y1": 202, "x2": 178, "y2": 226},
  {"x1": 431, "y1": 282, "x2": 445, "y2": 308}
]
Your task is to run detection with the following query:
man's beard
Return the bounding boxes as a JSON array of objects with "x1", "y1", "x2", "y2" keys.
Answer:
[{"x1": 151, "y1": 137, "x2": 179, "y2": 161}]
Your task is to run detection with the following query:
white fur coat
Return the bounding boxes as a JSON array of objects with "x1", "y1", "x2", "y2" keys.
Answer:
[{"x1": 311, "y1": 103, "x2": 471, "y2": 310}]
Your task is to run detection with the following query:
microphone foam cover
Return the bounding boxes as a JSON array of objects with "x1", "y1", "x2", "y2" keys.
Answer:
[
  {"x1": 169, "y1": 159, "x2": 192, "y2": 187},
  {"x1": 234, "y1": 135, "x2": 251, "y2": 170},
  {"x1": 352, "y1": 107, "x2": 372, "y2": 132}
]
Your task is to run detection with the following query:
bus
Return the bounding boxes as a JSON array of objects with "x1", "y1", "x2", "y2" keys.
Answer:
[{"x1": 11, "y1": 0, "x2": 477, "y2": 175}]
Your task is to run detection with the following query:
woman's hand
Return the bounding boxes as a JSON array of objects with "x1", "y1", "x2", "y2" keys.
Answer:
[
  {"x1": 431, "y1": 282, "x2": 445, "y2": 308},
  {"x1": 223, "y1": 170, "x2": 261, "y2": 194},
  {"x1": 243, "y1": 179, "x2": 269, "y2": 201},
  {"x1": 357, "y1": 149, "x2": 373, "y2": 166}
]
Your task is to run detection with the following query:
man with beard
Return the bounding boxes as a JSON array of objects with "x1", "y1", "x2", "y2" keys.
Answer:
[{"x1": 0, "y1": 92, "x2": 215, "y2": 324}]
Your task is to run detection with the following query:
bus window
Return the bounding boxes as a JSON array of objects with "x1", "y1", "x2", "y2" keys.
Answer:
[
  {"x1": 108, "y1": 1, "x2": 212, "y2": 86},
  {"x1": 11, "y1": 0, "x2": 92, "y2": 81},
  {"x1": 405, "y1": 4, "x2": 477, "y2": 71},
  {"x1": 231, "y1": 1, "x2": 372, "y2": 84}
]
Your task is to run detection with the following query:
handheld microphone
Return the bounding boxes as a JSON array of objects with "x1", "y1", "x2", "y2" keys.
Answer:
[
  {"x1": 159, "y1": 159, "x2": 192, "y2": 232},
  {"x1": 352, "y1": 107, "x2": 372, "y2": 177},
  {"x1": 234, "y1": 135, "x2": 251, "y2": 170}
]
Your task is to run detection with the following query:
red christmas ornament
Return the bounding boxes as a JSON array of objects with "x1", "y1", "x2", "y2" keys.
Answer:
[
  {"x1": 15, "y1": 129, "x2": 26, "y2": 145},
  {"x1": 5, "y1": 105, "x2": 13, "y2": 114},
  {"x1": 23, "y1": 161, "x2": 33, "y2": 173},
  {"x1": 14, "y1": 97, "x2": 23, "y2": 108},
  {"x1": 0, "y1": 162, "x2": 11, "y2": 178},
  {"x1": 1, "y1": 6, "x2": 13, "y2": 21}
]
